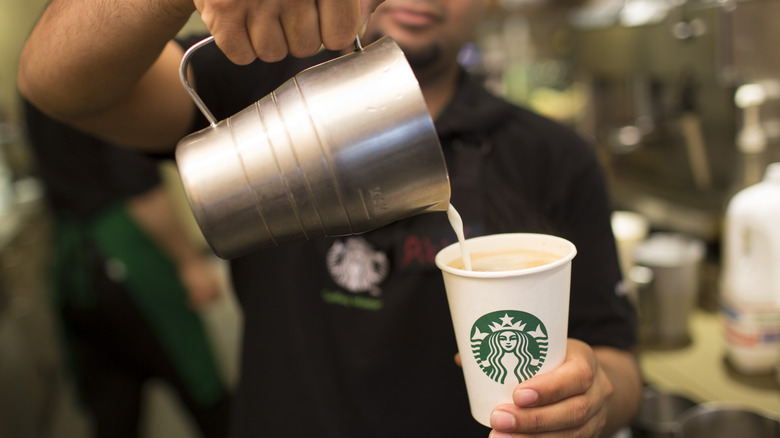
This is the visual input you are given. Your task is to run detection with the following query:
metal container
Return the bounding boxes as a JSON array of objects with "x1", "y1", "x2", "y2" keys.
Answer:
[
  {"x1": 175, "y1": 36, "x2": 450, "y2": 259},
  {"x1": 631, "y1": 232, "x2": 705, "y2": 348},
  {"x1": 631, "y1": 386, "x2": 698, "y2": 438},
  {"x1": 675, "y1": 403, "x2": 780, "y2": 438}
]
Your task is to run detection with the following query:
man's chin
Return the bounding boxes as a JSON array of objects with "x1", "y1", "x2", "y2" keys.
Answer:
[{"x1": 403, "y1": 46, "x2": 441, "y2": 72}]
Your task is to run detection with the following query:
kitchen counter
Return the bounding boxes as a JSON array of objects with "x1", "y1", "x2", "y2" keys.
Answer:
[{"x1": 639, "y1": 309, "x2": 780, "y2": 415}]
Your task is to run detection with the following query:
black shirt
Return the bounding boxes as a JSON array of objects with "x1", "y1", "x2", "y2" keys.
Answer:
[
  {"x1": 22, "y1": 100, "x2": 161, "y2": 219},
  {"x1": 179, "y1": 35, "x2": 636, "y2": 438}
]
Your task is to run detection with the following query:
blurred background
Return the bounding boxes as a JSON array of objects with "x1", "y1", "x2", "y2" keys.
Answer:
[{"x1": 1, "y1": 0, "x2": 780, "y2": 436}]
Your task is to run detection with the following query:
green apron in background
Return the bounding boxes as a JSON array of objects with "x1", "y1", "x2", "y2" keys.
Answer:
[{"x1": 53, "y1": 202, "x2": 225, "y2": 406}]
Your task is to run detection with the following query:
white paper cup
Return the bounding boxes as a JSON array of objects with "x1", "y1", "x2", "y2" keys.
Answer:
[{"x1": 435, "y1": 233, "x2": 577, "y2": 427}]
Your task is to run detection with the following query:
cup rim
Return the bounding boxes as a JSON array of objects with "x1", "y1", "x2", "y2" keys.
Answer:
[{"x1": 435, "y1": 233, "x2": 577, "y2": 278}]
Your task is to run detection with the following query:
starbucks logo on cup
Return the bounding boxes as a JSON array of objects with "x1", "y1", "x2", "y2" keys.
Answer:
[{"x1": 470, "y1": 311, "x2": 549, "y2": 384}]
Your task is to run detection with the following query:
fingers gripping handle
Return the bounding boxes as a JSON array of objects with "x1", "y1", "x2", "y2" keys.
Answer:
[{"x1": 178, "y1": 35, "x2": 365, "y2": 128}]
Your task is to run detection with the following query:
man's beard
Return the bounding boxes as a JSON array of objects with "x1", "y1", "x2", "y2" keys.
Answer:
[
  {"x1": 365, "y1": 31, "x2": 442, "y2": 73},
  {"x1": 404, "y1": 45, "x2": 441, "y2": 72}
]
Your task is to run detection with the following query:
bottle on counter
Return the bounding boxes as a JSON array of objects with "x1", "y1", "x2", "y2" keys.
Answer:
[{"x1": 720, "y1": 162, "x2": 780, "y2": 375}]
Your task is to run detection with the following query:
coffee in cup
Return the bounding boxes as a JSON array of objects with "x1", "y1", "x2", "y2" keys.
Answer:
[
  {"x1": 435, "y1": 233, "x2": 576, "y2": 426},
  {"x1": 448, "y1": 248, "x2": 561, "y2": 272}
]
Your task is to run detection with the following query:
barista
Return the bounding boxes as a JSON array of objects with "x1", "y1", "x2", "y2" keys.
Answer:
[{"x1": 18, "y1": 0, "x2": 642, "y2": 437}]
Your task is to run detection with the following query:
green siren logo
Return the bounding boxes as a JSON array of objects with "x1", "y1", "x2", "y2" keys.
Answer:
[{"x1": 471, "y1": 310, "x2": 549, "y2": 384}]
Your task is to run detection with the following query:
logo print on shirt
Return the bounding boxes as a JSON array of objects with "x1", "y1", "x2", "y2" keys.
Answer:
[
  {"x1": 326, "y1": 237, "x2": 389, "y2": 297},
  {"x1": 470, "y1": 311, "x2": 548, "y2": 384}
]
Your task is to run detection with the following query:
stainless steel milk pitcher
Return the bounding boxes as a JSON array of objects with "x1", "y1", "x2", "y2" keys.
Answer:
[{"x1": 175, "y1": 36, "x2": 450, "y2": 259}]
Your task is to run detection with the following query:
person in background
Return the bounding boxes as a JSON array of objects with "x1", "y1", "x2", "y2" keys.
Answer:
[
  {"x1": 21, "y1": 99, "x2": 232, "y2": 438},
  {"x1": 18, "y1": 0, "x2": 643, "y2": 437}
]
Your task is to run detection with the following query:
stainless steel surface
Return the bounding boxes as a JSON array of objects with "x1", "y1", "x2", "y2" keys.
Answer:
[
  {"x1": 632, "y1": 386, "x2": 698, "y2": 438},
  {"x1": 675, "y1": 403, "x2": 780, "y2": 437},
  {"x1": 179, "y1": 36, "x2": 219, "y2": 126},
  {"x1": 632, "y1": 232, "x2": 705, "y2": 349},
  {"x1": 176, "y1": 36, "x2": 450, "y2": 259},
  {"x1": 572, "y1": 0, "x2": 780, "y2": 241}
]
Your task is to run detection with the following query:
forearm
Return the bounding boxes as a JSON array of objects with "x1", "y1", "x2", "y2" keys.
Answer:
[
  {"x1": 17, "y1": 0, "x2": 386, "y2": 150},
  {"x1": 127, "y1": 185, "x2": 204, "y2": 266},
  {"x1": 127, "y1": 184, "x2": 223, "y2": 308},
  {"x1": 593, "y1": 346, "x2": 642, "y2": 437},
  {"x1": 17, "y1": 0, "x2": 195, "y2": 149}
]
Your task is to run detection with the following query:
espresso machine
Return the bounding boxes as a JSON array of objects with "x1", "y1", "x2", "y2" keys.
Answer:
[{"x1": 570, "y1": 0, "x2": 780, "y2": 241}]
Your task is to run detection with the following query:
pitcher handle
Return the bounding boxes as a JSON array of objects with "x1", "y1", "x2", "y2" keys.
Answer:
[
  {"x1": 179, "y1": 35, "x2": 365, "y2": 128},
  {"x1": 179, "y1": 36, "x2": 218, "y2": 127}
]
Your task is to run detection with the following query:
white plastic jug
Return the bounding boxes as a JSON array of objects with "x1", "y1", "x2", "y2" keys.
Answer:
[{"x1": 720, "y1": 162, "x2": 780, "y2": 374}]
